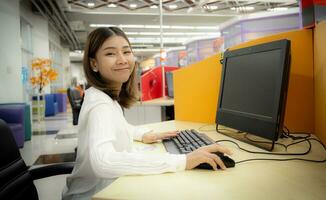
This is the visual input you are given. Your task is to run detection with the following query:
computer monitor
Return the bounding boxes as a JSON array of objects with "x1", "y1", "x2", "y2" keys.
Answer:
[{"x1": 216, "y1": 39, "x2": 291, "y2": 151}]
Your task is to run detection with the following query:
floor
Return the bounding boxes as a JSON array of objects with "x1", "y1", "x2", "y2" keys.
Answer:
[{"x1": 20, "y1": 110, "x2": 78, "y2": 200}]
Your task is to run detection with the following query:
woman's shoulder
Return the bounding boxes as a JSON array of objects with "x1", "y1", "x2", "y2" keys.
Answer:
[{"x1": 85, "y1": 87, "x2": 112, "y2": 102}]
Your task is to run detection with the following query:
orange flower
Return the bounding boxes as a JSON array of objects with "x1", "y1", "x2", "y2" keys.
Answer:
[{"x1": 30, "y1": 58, "x2": 58, "y2": 92}]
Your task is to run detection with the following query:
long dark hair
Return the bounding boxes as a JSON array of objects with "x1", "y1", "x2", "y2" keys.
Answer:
[{"x1": 83, "y1": 27, "x2": 138, "y2": 108}]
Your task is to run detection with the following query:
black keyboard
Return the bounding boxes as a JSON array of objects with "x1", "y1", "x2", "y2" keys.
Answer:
[{"x1": 163, "y1": 129, "x2": 214, "y2": 154}]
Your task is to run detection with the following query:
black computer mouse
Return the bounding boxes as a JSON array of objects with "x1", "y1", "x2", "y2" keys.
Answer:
[{"x1": 196, "y1": 151, "x2": 235, "y2": 170}]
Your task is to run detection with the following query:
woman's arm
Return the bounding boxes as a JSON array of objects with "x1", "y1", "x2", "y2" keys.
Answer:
[{"x1": 87, "y1": 105, "x2": 186, "y2": 178}]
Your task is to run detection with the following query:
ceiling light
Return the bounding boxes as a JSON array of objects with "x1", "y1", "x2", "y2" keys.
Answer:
[
  {"x1": 267, "y1": 7, "x2": 289, "y2": 12},
  {"x1": 139, "y1": 32, "x2": 160, "y2": 35},
  {"x1": 144, "y1": 25, "x2": 160, "y2": 28},
  {"x1": 132, "y1": 44, "x2": 154, "y2": 48},
  {"x1": 195, "y1": 26, "x2": 219, "y2": 30},
  {"x1": 129, "y1": 4, "x2": 137, "y2": 8},
  {"x1": 107, "y1": 3, "x2": 117, "y2": 8},
  {"x1": 163, "y1": 32, "x2": 185, "y2": 36},
  {"x1": 125, "y1": 32, "x2": 139, "y2": 35},
  {"x1": 120, "y1": 24, "x2": 145, "y2": 28},
  {"x1": 87, "y1": 2, "x2": 95, "y2": 7},
  {"x1": 150, "y1": 5, "x2": 158, "y2": 9},
  {"x1": 169, "y1": 4, "x2": 178, "y2": 9},
  {"x1": 208, "y1": 5, "x2": 218, "y2": 10},
  {"x1": 169, "y1": 25, "x2": 195, "y2": 29},
  {"x1": 231, "y1": 6, "x2": 255, "y2": 11},
  {"x1": 89, "y1": 24, "x2": 115, "y2": 27}
]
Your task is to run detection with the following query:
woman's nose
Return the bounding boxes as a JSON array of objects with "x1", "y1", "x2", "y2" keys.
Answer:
[{"x1": 117, "y1": 52, "x2": 128, "y2": 64}]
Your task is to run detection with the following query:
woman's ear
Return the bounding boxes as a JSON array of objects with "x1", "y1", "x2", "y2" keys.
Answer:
[{"x1": 90, "y1": 58, "x2": 98, "y2": 72}]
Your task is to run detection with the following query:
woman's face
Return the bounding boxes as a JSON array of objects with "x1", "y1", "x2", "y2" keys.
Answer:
[{"x1": 91, "y1": 36, "x2": 135, "y2": 88}]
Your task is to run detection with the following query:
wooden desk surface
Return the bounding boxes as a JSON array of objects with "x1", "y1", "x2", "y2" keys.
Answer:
[
  {"x1": 93, "y1": 120, "x2": 326, "y2": 200},
  {"x1": 137, "y1": 97, "x2": 174, "y2": 106}
]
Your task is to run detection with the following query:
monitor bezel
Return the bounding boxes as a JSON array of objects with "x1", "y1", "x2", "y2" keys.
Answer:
[{"x1": 216, "y1": 39, "x2": 291, "y2": 151}]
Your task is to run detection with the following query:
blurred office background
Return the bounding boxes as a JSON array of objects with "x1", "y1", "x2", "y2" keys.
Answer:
[{"x1": 1, "y1": 0, "x2": 317, "y2": 199}]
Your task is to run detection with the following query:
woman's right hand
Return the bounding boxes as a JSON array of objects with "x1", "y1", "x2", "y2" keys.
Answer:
[{"x1": 185, "y1": 144, "x2": 232, "y2": 171}]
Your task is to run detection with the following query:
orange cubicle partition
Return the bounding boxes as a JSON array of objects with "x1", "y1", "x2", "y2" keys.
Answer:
[
  {"x1": 314, "y1": 21, "x2": 326, "y2": 144},
  {"x1": 174, "y1": 29, "x2": 315, "y2": 136}
]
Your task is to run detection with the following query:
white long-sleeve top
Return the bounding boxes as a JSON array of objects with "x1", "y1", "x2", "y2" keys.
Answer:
[{"x1": 62, "y1": 87, "x2": 186, "y2": 200}]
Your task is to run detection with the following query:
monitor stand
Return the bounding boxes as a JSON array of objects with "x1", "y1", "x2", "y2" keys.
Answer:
[{"x1": 216, "y1": 125, "x2": 276, "y2": 151}]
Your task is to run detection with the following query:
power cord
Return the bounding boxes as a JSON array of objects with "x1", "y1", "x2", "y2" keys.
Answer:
[{"x1": 215, "y1": 128, "x2": 326, "y2": 164}]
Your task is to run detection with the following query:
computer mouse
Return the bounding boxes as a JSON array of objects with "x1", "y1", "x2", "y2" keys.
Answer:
[{"x1": 196, "y1": 151, "x2": 235, "y2": 170}]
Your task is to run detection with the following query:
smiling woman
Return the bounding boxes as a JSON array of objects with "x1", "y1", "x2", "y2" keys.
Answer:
[
  {"x1": 83, "y1": 27, "x2": 138, "y2": 108},
  {"x1": 62, "y1": 27, "x2": 231, "y2": 200}
]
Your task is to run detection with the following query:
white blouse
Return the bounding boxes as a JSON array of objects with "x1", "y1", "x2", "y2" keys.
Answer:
[{"x1": 62, "y1": 87, "x2": 186, "y2": 200}]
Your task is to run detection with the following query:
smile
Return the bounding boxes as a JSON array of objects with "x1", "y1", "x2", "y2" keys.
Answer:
[{"x1": 113, "y1": 67, "x2": 130, "y2": 71}]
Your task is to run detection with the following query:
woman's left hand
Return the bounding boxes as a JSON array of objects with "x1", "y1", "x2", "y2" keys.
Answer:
[{"x1": 142, "y1": 131, "x2": 179, "y2": 144}]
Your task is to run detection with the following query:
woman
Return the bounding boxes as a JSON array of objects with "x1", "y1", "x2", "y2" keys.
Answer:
[{"x1": 62, "y1": 27, "x2": 232, "y2": 200}]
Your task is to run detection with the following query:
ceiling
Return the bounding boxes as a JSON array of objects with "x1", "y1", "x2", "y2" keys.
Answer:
[{"x1": 29, "y1": 0, "x2": 299, "y2": 59}]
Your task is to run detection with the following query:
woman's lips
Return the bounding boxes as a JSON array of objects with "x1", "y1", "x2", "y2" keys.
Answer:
[{"x1": 113, "y1": 67, "x2": 130, "y2": 71}]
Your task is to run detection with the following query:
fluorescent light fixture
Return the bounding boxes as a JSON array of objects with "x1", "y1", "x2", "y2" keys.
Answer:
[
  {"x1": 267, "y1": 7, "x2": 289, "y2": 12},
  {"x1": 132, "y1": 44, "x2": 154, "y2": 48},
  {"x1": 208, "y1": 5, "x2": 218, "y2": 10},
  {"x1": 133, "y1": 48, "x2": 161, "y2": 52},
  {"x1": 150, "y1": 5, "x2": 158, "y2": 9},
  {"x1": 163, "y1": 32, "x2": 185, "y2": 36},
  {"x1": 125, "y1": 32, "x2": 139, "y2": 35},
  {"x1": 129, "y1": 4, "x2": 137, "y2": 8},
  {"x1": 231, "y1": 6, "x2": 255, "y2": 11},
  {"x1": 120, "y1": 24, "x2": 145, "y2": 28},
  {"x1": 108, "y1": 3, "x2": 117, "y2": 8},
  {"x1": 90, "y1": 24, "x2": 220, "y2": 30},
  {"x1": 169, "y1": 4, "x2": 178, "y2": 9},
  {"x1": 244, "y1": 6, "x2": 255, "y2": 11},
  {"x1": 87, "y1": 2, "x2": 95, "y2": 7},
  {"x1": 144, "y1": 25, "x2": 160, "y2": 28},
  {"x1": 170, "y1": 25, "x2": 195, "y2": 29},
  {"x1": 195, "y1": 26, "x2": 219, "y2": 30},
  {"x1": 89, "y1": 24, "x2": 115, "y2": 27},
  {"x1": 140, "y1": 32, "x2": 160, "y2": 35}
]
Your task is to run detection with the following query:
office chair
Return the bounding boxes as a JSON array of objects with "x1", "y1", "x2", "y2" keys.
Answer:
[
  {"x1": 67, "y1": 88, "x2": 83, "y2": 125},
  {"x1": 0, "y1": 119, "x2": 74, "y2": 200}
]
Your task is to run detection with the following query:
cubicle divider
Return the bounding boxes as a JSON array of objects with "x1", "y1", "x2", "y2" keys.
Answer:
[
  {"x1": 314, "y1": 21, "x2": 326, "y2": 144},
  {"x1": 174, "y1": 29, "x2": 315, "y2": 137}
]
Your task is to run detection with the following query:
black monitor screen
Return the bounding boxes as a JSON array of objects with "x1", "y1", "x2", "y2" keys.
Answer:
[
  {"x1": 216, "y1": 40, "x2": 290, "y2": 150},
  {"x1": 221, "y1": 49, "x2": 282, "y2": 119}
]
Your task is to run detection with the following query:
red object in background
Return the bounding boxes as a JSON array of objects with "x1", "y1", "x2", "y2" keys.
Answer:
[{"x1": 141, "y1": 66, "x2": 178, "y2": 101}]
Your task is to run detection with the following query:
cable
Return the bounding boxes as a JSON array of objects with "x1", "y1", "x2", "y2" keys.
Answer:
[
  {"x1": 236, "y1": 157, "x2": 326, "y2": 164},
  {"x1": 216, "y1": 138, "x2": 326, "y2": 164},
  {"x1": 244, "y1": 133, "x2": 288, "y2": 149},
  {"x1": 215, "y1": 139, "x2": 312, "y2": 156}
]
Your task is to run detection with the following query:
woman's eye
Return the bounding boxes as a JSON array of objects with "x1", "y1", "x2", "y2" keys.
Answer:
[
  {"x1": 124, "y1": 51, "x2": 132, "y2": 55},
  {"x1": 106, "y1": 53, "x2": 115, "y2": 56}
]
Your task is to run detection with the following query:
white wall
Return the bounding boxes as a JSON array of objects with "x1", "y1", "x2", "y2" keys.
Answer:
[
  {"x1": 20, "y1": 1, "x2": 51, "y2": 94},
  {"x1": 0, "y1": 0, "x2": 24, "y2": 103},
  {"x1": 70, "y1": 62, "x2": 86, "y2": 85},
  {"x1": 20, "y1": 2, "x2": 49, "y2": 59}
]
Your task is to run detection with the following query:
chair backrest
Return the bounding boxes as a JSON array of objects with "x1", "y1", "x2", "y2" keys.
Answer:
[
  {"x1": 0, "y1": 119, "x2": 39, "y2": 200},
  {"x1": 67, "y1": 88, "x2": 83, "y2": 109}
]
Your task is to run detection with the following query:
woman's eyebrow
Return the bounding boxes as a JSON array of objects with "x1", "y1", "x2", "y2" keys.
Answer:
[{"x1": 103, "y1": 46, "x2": 130, "y2": 50}]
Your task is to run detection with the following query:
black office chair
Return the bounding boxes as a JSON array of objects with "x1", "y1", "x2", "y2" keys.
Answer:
[
  {"x1": 67, "y1": 88, "x2": 83, "y2": 125},
  {"x1": 0, "y1": 119, "x2": 74, "y2": 200}
]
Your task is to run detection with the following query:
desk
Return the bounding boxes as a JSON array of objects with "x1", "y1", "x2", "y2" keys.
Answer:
[
  {"x1": 124, "y1": 97, "x2": 174, "y2": 125},
  {"x1": 92, "y1": 120, "x2": 326, "y2": 200}
]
